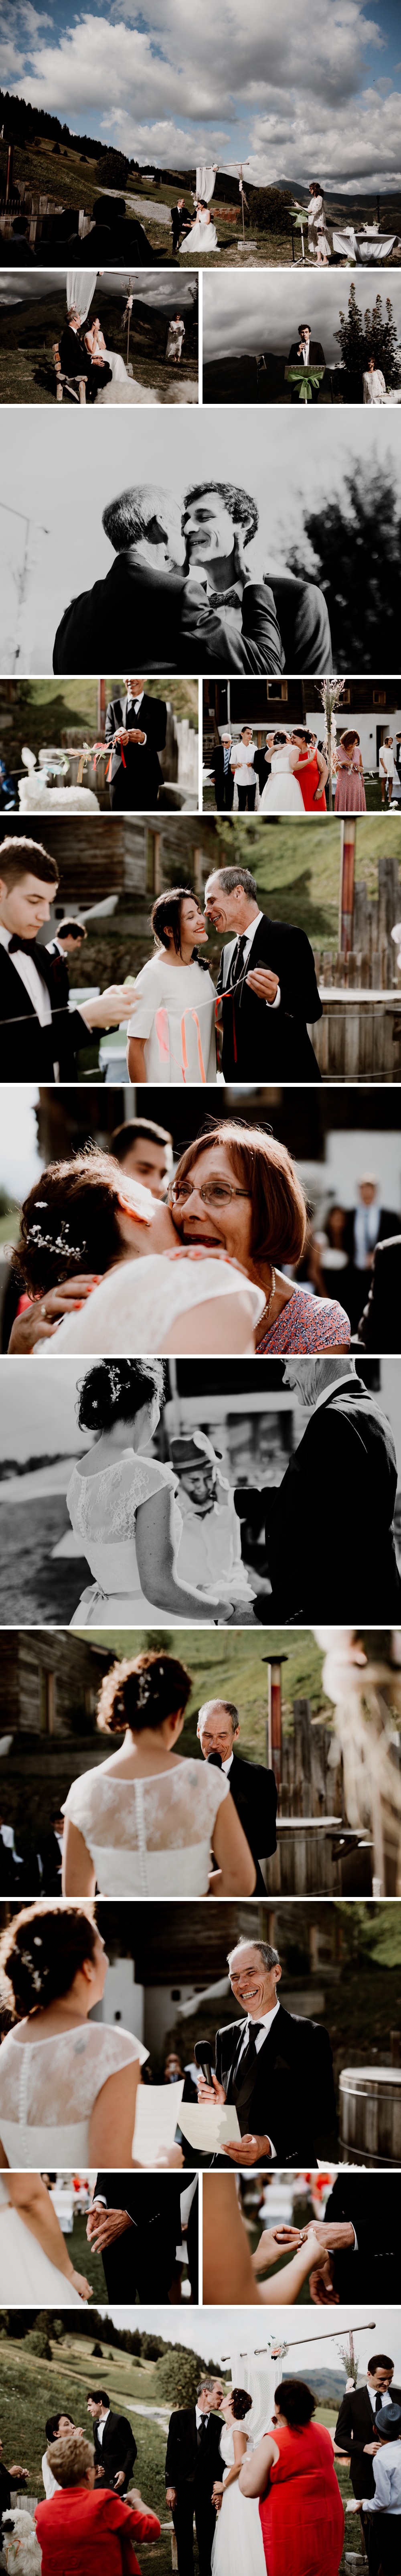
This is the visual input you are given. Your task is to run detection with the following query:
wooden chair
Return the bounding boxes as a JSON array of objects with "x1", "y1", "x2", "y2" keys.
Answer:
[{"x1": 53, "y1": 343, "x2": 87, "y2": 404}]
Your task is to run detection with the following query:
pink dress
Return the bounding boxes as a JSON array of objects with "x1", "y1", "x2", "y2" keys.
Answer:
[
  {"x1": 257, "y1": 1286, "x2": 350, "y2": 1353},
  {"x1": 334, "y1": 750, "x2": 366, "y2": 811}
]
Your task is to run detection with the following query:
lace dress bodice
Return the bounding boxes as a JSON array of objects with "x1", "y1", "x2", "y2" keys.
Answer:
[
  {"x1": 41, "y1": 1251, "x2": 264, "y2": 1356},
  {"x1": 67, "y1": 1449, "x2": 177, "y2": 1602},
  {"x1": 0, "y1": 2019, "x2": 146, "y2": 2167},
  {"x1": 62, "y1": 1757, "x2": 230, "y2": 1894}
]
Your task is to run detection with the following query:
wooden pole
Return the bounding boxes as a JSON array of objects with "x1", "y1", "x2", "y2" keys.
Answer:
[
  {"x1": 339, "y1": 816, "x2": 356, "y2": 956},
  {"x1": 5, "y1": 142, "x2": 14, "y2": 203},
  {"x1": 262, "y1": 1653, "x2": 288, "y2": 1798}
]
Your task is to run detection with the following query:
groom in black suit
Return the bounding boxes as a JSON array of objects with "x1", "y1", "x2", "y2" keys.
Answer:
[
  {"x1": 165, "y1": 2375, "x2": 224, "y2": 2576},
  {"x1": 197, "y1": 1936, "x2": 336, "y2": 2167},
  {"x1": 305, "y1": 2172, "x2": 401, "y2": 2305},
  {"x1": 235, "y1": 1355, "x2": 401, "y2": 1621},
  {"x1": 205, "y1": 862, "x2": 322, "y2": 1081},
  {"x1": 288, "y1": 320, "x2": 326, "y2": 401},
  {"x1": 0, "y1": 836, "x2": 138, "y2": 1081},
  {"x1": 86, "y1": 2392, "x2": 137, "y2": 2493},
  {"x1": 196, "y1": 1695, "x2": 277, "y2": 1893},
  {"x1": 53, "y1": 476, "x2": 332, "y2": 676},
  {"x1": 105, "y1": 678, "x2": 167, "y2": 809},
  {"x1": 87, "y1": 2172, "x2": 198, "y2": 2301}
]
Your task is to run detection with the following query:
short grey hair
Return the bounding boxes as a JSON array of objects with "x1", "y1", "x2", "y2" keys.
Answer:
[
  {"x1": 197, "y1": 2375, "x2": 223, "y2": 2397},
  {"x1": 207, "y1": 865, "x2": 257, "y2": 902},
  {"x1": 198, "y1": 1699, "x2": 239, "y2": 1732},
  {"x1": 102, "y1": 485, "x2": 173, "y2": 554},
  {"x1": 227, "y1": 1939, "x2": 280, "y2": 1972}
]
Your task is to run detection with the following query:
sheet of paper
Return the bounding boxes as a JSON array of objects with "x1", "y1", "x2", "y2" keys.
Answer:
[
  {"x1": 133, "y1": 2079, "x2": 184, "y2": 2163},
  {"x1": 178, "y1": 2101, "x2": 241, "y2": 2154}
]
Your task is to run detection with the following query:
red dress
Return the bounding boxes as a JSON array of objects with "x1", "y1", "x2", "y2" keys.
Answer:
[
  {"x1": 35, "y1": 2484, "x2": 161, "y2": 2576},
  {"x1": 259, "y1": 2422, "x2": 344, "y2": 2576},
  {"x1": 295, "y1": 752, "x2": 326, "y2": 812}
]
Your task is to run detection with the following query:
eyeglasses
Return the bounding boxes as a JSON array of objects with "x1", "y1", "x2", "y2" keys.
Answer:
[{"x1": 168, "y1": 1181, "x2": 251, "y2": 1208}]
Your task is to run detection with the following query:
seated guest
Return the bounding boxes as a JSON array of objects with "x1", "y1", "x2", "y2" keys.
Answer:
[
  {"x1": 105, "y1": 679, "x2": 167, "y2": 810},
  {"x1": 355, "y1": 1233, "x2": 401, "y2": 1351},
  {"x1": 196, "y1": 1692, "x2": 277, "y2": 1891},
  {"x1": 59, "y1": 308, "x2": 112, "y2": 402},
  {"x1": 35, "y1": 2432, "x2": 160, "y2": 2576},
  {"x1": 287, "y1": 320, "x2": 326, "y2": 400}
]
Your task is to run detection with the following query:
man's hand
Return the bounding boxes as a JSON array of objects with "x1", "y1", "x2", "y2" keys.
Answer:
[
  {"x1": 196, "y1": 2071, "x2": 226, "y2": 2107},
  {"x1": 83, "y1": 984, "x2": 138, "y2": 1030},
  {"x1": 363, "y1": 2441, "x2": 381, "y2": 2457},
  {"x1": 307, "y1": 2222, "x2": 356, "y2": 2253},
  {"x1": 128, "y1": 728, "x2": 146, "y2": 744},
  {"x1": 9, "y1": 2468, "x2": 28, "y2": 2481},
  {"x1": 309, "y1": 2255, "x2": 338, "y2": 2305},
  {"x1": 113, "y1": 728, "x2": 129, "y2": 745},
  {"x1": 223, "y1": 2134, "x2": 272, "y2": 2166},
  {"x1": 245, "y1": 968, "x2": 279, "y2": 1004},
  {"x1": 114, "y1": 2471, "x2": 126, "y2": 2491},
  {"x1": 166, "y1": 2487, "x2": 177, "y2": 2510},
  {"x1": 87, "y1": 2207, "x2": 133, "y2": 2251}
]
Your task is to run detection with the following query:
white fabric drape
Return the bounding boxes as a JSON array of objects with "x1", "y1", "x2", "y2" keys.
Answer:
[
  {"x1": 66, "y1": 268, "x2": 98, "y2": 321},
  {"x1": 196, "y1": 165, "x2": 216, "y2": 200}
]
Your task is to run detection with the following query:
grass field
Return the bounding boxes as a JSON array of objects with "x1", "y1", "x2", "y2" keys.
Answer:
[
  {"x1": 2, "y1": 140, "x2": 401, "y2": 267},
  {"x1": 80, "y1": 1624, "x2": 331, "y2": 1761},
  {"x1": 198, "y1": 814, "x2": 401, "y2": 956},
  {"x1": 0, "y1": 292, "x2": 198, "y2": 405}
]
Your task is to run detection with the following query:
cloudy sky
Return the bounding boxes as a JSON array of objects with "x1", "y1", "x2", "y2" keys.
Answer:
[
  {"x1": 203, "y1": 268, "x2": 401, "y2": 365},
  {"x1": 101, "y1": 2308, "x2": 401, "y2": 2369},
  {"x1": 2, "y1": 0, "x2": 401, "y2": 189},
  {"x1": 0, "y1": 269, "x2": 198, "y2": 316},
  {"x1": 1, "y1": 405, "x2": 400, "y2": 669}
]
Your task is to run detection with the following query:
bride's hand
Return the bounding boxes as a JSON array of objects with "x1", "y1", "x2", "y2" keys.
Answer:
[
  {"x1": 251, "y1": 2224, "x2": 302, "y2": 2271},
  {"x1": 69, "y1": 2268, "x2": 93, "y2": 2300}
]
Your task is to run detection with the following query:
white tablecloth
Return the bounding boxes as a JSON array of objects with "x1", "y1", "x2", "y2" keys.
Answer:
[{"x1": 332, "y1": 227, "x2": 399, "y2": 262}]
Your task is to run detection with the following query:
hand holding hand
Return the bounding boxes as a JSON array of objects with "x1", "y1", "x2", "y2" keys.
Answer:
[
  {"x1": 69, "y1": 2268, "x2": 93, "y2": 2300},
  {"x1": 245, "y1": 967, "x2": 279, "y2": 1003}
]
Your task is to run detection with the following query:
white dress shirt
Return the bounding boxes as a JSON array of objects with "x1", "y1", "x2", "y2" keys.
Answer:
[
  {"x1": 301, "y1": 336, "x2": 310, "y2": 363},
  {"x1": 229, "y1": 911, "x2": 281, "y2": 1010},
  {"x1": 362, "y1": 2438, "x2": 401, "y2": 2515},
  {"x1": 96, "y1": 2410, "x2": 110, "y2": 2445},
  {"x1": 195, "y1": 2407, "x2": 210, "y2": 2430},
  {"x1": 231, "y1": 742, "x2": 257, "y2": 785},
  {"x1": 235, "y1": 1997, "x2": 280, "y2": 2158},
  {"x1": 0, "y1": 922, "x2": 52, "y2": 1026},
  {"x1": 367, "y1": 2384, "x2": 393, "y2": 2416}
]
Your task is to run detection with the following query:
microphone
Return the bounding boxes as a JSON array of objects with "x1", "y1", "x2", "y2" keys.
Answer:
[
  {"x1": 194, "y1": 2040, "x2": 215, "y2": 2088},
  {"x1": 206, "y1": 1750, "x2": 223, "y2": 1768}
]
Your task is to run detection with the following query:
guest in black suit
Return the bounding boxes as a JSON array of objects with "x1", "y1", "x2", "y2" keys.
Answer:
[
  {"x1": 105, "y1": 679, "x2": 167, "y2": 809},
  {"x1": 53, "y1": 476, "x2": 332, "y2": 676},
  {"x1": 171, "y1": 200, "x2": 193, "y2": 253},
  {"x1": 344, "y1": 1180, "x2": 401, "y2": 1332},
  {"x1": 87, "y1": 2173, "x2": 198, "y2": 2302},
  {"x1": 59, "y1": 308, "x2": 112, "y2": 402},
  {"x1": 165, "y1": 2375, "x2": 224, "y2": 2576},
  {"x1": 208, "y1": 731, "x2": 235, "y2": 810},
  {"x1": 197, "y1": 1934, "x2": 336, "y2": 2167},
  {"x1": 288, "y1": 321, "x2": 326, "y2": 401},
  {"x1": 0, "y1": 2443, "x2": 29, "y2": 2520},
  {"x1": 0, "y1": 835, "x2": 136, "y2": 1082},
  {"x1": 86, "y1": 2393, "x2": 137, "y2": 2494},
  {"x1": 306, "y1": 2173, "x2": 401, "y2": 2305},
  {"x1": 236, "y1": 1354, "x2": 401, "y2": 1621},
  {"x1": 334, "y1": 2353, "x2": 401, "y2": 2503},
  {"x1": 356, "y1": 1235, "x2": 401, "y2": 1352},
  {"x1": 205, "y1": 862, "x2": 322, "y2": 1081},
  {"x1": 197, "y1": 1696, "x2": 277, "y2": 1894}
]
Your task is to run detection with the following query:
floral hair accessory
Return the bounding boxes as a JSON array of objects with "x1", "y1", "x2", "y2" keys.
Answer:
[{"x1": 26, "y1": 1218, "x2": 86, "y2": 1261}]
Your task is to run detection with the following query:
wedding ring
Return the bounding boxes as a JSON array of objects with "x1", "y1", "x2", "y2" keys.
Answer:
[{"x1": 41, "y1": 1303, "x2": 47, "y2": 1319}]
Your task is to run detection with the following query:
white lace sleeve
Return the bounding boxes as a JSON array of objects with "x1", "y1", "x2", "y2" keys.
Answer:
[
  {"x1": 67, "y1": 1452, "x2": 174, "y2": 1542},
  {"x1": 0, "y1": 2023, "x2": 146, "y2": 2130},
  {"x1": 61, "y1": 1758, "x2": 230, "y2": 1859}
]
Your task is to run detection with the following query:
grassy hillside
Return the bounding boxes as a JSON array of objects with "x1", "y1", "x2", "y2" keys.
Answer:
[
  {"x1": 81, "y1": 1626, "x2": 331, "y2": 1761},
  {"x1": 209, "y1": 816, "x2": 401, "y2": 951},
  {"x1": 0, "y1": 2339, "x2": 167, "y2": 2513}
]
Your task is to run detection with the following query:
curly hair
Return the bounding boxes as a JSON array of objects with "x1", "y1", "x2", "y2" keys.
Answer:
[
  {"x1": 12, "y1": 1150, "x2": 152, "y2": 1299},
  {"x1": 230, "y1": 2388, "x2": 253, "y2": 2421},
  {"x1": 183, "y1": 482, "x2": 258, "y2": 545},
  {"x1": 97, "y1": 1649, "x2": 192, "y2": 1736},
  {"x1": 172, "y1": 1121, "x2": 307, "y2": 1269},
  {"x1": 77, "y1": 1356, "x2": 166, "y2": 1433},
  {"x1": 0, "y1": 1903, "x2": 97, "y2": 2017},
  {"x1": 274, "y1": 2380, "x2": 316, "y2": 2426}
]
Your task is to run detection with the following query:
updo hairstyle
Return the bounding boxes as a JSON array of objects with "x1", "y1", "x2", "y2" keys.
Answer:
[
  {"x1": 12, "y1": 1149, "x2": 152, "y2": 1299},
  {"x1": 97, "y1": 1648, "x2": 192, "y2": 1735},
  {"x1": 230, "y1": 2389, "x2": 253, "y2": 2421},
  {"x1": 0, "y1": 1903, "x2": 97, "y2": 2017},
  {"x1": 77, "y1": 1356, "x2": 166, "y2": 1433},
  {"x1": 274, "y1": 2380, "x2": 316, "y2": 2426},
  {"x1": 150, "y1": 888, "x2": 194, "y2": 955}
]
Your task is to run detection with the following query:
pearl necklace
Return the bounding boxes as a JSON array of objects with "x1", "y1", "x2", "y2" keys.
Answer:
[{"x1": 257, "y1": 1265, "x2": 276, "y2": 1334}]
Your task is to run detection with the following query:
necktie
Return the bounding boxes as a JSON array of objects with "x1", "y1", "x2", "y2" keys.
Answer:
[
  {"x1": 228, "y1": 934, "x2": 247, "y2": 990},
  {"x1": 197, "y1": 2418, "x2": 208, "y2": 2446},
  {"x1": 239, "y1": 2020, "x2": 263, "y2": 2074},
  {"x1": 375, "y1": 2393, "x2": 385, "y2": 2414}
]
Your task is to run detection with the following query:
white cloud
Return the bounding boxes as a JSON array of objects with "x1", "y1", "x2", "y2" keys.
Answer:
[{"x1": 4, "y1": 0, "x2": 401, "y2": 186}]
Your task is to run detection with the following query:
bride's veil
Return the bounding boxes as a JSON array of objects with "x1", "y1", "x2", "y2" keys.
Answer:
[{"x1": 229, "y1": 2355, "x2": 276, "y2": 2444}]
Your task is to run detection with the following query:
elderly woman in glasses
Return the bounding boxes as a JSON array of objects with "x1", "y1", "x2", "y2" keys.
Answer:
[{"x1": 10, "y1": 1125, "x2": 350, "y2": 1358}]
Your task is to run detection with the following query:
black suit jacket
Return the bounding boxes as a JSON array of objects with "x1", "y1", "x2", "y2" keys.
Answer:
[
  {"x1": 93, "y1": 2410, "x2": 137, "y2": 2491},
  {"x1": 214, "y1": 2000, "x2": 336, "y2": 2164},
  {"x1": 343, "y1": 1206, "x2": 401, "y2": 1263},
  {"x1": 237, "y1": 1379, "x2": 401, "y2": 1621},
  {"x1": 165, "y1": 2409, "x2": 222, "y2": 2494},
  {"x1": 59, "y1": 324, "x2": 91, "y2": 379},
  {"x1": 0, "y1": 940, "x2": 91, "y2": 1082},
  {"x1": 216, "y1": 914, "x2": 322, "y2": 1082},
  {"x1": 324, "y1": 2173, "x2": 401, "y2": 2304},
  {"x1": 288, "y1": 339, "x2": 326, "y2": 367},
  {"x1": 356, "y1": 1236, "x2": 401, "y2": 1352},
  {"x1": 92, "y1": 2170, "x2": 188, "y2": 2300},
  {"x1": 334, "y1": 2384, "x2": 401, "y2": 2499},
  {"x1": 210, "y1": 745, "x2": 235, "y2": 807},
  {"x1": 227, "y1": 1751, "x2": 277, "y2": 1876},
  {"x1": 105, "y1": 692, "x2": 167, "y2": 805},
  {"x1": 53, "y1": 548, "x2": 331, "y2": 679}
]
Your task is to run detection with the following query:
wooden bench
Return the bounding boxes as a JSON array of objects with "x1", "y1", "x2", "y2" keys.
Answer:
[{"x1": 52, "y1": 343, "x2": 87, "y2": 403}]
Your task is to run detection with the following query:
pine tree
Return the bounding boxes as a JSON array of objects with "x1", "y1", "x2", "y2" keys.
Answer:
[
  {"x1": 286, "y1": 461, "x2": 401, "y2": 667},
  {"x1": 334, "y1": 283, "x2": 401, "y2": 388}
]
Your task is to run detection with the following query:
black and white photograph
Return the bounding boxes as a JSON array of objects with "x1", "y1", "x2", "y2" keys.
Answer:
[
  {"x1": 1, "y1": 408, "x2": 401, "y2": 677},
  {"x1": 1, "y1": 1623, "x2": 401, "y2": 1901},
  {"x1": 203, "y1": 678, "x2": 401, "y2": 814},
  {"x1": 202, "y1": 272, "x2": 401, "y2": 406},
  {"x1": 0, "y1": 268, "x2": 198, "y2": 407},
  {"x1": 0, "y1": 1354, "x2": 401, "y2": 1627},
  {"x1": 0, "y1": 681, "x2": 199, "y2": 819}
]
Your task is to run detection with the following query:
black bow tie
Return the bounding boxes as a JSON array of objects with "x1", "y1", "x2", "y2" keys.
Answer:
[
  {"x1": 208, "y1": 586, "x2": 241, "y2": 610},
  {"x1": 8, "y1": 934, "x2": 45, "y2": 957}
]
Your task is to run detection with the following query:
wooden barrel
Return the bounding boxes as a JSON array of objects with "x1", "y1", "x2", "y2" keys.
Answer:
[{"x1": 339, "y1": 2066, "x2": 401, "y2": 2163}]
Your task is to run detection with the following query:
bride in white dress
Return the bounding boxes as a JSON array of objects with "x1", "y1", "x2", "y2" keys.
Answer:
[
  {"x1": 11, "y1": 1146, "x2": 264, "y2": 1362},
  {"x1": 127, "y1": 889, "x2": 217, "y2": 1086},
  {"x1": 0, "y1": 2170, "x2": 92, "y2": 2303},
  {"x1": 259, "y1": 732, "x2": 305, "y2": 813},
  {"x1": 180, "y1": 200, "x2": 219, "y2": 255},
  {"x1": 0, "y1": 1905, "x2": 151, "y2": 2171},
  {"x1": 65, "y1": 1357, "x2": 243, "y2": 1627},
  {"x1": 61, "y1": 1647, "x2": 256, "y2": 1897},
  {"x1": 212, "y1": 2384, "x2": 268, "y2": 2576}
]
